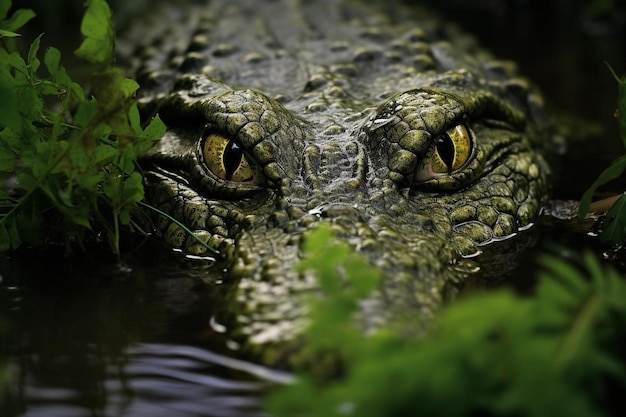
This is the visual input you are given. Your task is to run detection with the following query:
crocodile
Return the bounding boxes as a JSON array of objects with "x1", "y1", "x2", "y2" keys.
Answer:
[{"x1": 123, "y1": 0, "x2": 554, "y2": 364}]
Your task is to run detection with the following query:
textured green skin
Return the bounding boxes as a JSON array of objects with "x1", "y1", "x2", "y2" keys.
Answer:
[{"x1": 126, "y1": 0, "x2": 552, "y2": 362}]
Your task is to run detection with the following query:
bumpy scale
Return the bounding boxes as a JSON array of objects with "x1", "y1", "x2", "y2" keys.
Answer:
[{"x1": 122, "y1": 0, "x2": 554, "y2": 364}]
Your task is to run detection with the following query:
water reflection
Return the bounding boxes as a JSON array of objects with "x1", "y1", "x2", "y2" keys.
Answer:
[
  {"x1": 104, "y1": 344, "x2": 291, "y2": 417},
  {"x1": 6, "y1": 342, "x2": 290, "y2": 417},
  {"x1": 0, "y1": 244, "x2": 289, "y2": 417}
]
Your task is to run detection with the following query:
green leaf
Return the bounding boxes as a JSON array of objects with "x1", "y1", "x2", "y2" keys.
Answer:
[
  {"x1": 43, "y1": 46, "x2": 61, "y2": 77},
  {"x1": 122, "y1": 171, "x2": 144, "y2": 203},
  {"x1": 599, "y1": 193, "x2": 626, "y2": 244},
  {"x1": 36, "y1": 80, "x2": 60, "y2": 96},
  {"x1": 301, "y1": 224, "x2": 333, "y2": 256},
  {"x1": 0, "y1": 84, "x2": 19, "y2": 131},
  {"x1": 0, "y1": 153, "x2": 15, "y2": 173},
  {"x1": 344, "y1": 255, "x2": 380, "y2": 298},
  {"x1": 74, "y1": 0, "x2": 115, "y2": 65},
  {"x1": 538, "y1": 254, "x2": 588, "y2": 297},
  {"x1": 117, "y1": 150, "x2": 137, "y2": 174},
  {"x1": 90, "y1": 67, "x2": 139, "y2": 100},
  {"x1": 578, "y1": 155, "x2": 626, "y2": 219},
  {"x1": 0, "y1": 8, "x2": 35, "y2": 33},
  {"x1": 128, "y1": 101, "x2": 141, "y2": 132},
  {"x1": 27, "y1": 33, "x2": 42, "y2": 74},
  {"x1": 15, "y1": 171, "x2": 39, "y2": 193},
  {"x1": 141, "y1": 115, "x2": 166, "y2": 140},
  {"x1": 134, "y1": 114, "x2": 166, "y2": 154},
  {"x1": 74, "y1": 98, "x2": 99, "y2": 127},
  {"x1": 6, "y1": 49, "x2": 27, "y2": 78},
  {"x1": 93, "y1": 143, "x2": 118, "y2": 164},
  {"x1": 0, "y1": 0, "x2": 11, "y2": 20},
  {"x1": 87, "y1": 67, "x2": 139, "y2": 138},
  {"x1": 0, "y1": 126, "x2": 21, "y2": 155},
  {"x1": 0, "y1": 28, "x2": 19, "y2": 37}
]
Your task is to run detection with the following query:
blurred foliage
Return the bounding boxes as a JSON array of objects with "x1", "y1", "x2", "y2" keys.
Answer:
[{"x1": 267, "y1": 225, "x2": 626, "y2": 417}]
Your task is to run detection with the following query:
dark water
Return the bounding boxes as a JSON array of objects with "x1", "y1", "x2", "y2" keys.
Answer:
[
  {"x1": 2, "y1": 1, "x2": 625, "y2": 416},
  {"x1": 0, "y1": 244, "x2": 292, "y2": 416}
]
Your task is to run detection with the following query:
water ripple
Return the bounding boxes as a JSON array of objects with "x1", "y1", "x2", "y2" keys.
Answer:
[{"x1": 14, "y1": 343, "x2": 293, "y2": 417}]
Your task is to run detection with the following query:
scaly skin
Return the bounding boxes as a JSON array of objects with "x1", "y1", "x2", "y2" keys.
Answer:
[{"x1": 124, "y1": 0, "x2": 554, "y2": 364}]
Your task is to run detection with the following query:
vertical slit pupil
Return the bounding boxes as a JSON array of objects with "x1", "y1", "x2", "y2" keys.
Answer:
[
  {"x1": 223, "y1": 141, "x2": 243, "y2": 180},
  {"x1": 436, "y1": 134, "x2": 454, "y2": 172}
]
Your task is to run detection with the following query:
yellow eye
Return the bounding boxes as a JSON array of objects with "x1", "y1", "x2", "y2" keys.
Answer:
[
  {"x1": 430, "y1": 124, "x2": 473, "y2": 174},
  {"x1": 201, "y1": 133, "x2": 261, "y2": 183}
]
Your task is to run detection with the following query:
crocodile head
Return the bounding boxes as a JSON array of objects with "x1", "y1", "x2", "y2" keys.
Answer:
[{"x1": 131, "y1": 0, "x2": 553, "y2": 361}]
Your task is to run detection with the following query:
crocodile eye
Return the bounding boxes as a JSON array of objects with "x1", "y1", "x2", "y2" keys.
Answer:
[
  {"x1": 201, "y1": 133, "x2": 262, "y2": 183},
  {"x1": 416, "y1": 123, "x2": 473, "y2": 181}
]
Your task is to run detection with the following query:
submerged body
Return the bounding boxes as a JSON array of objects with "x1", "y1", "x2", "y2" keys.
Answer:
[{"x1": 124, "y1": 0, "x2": 553, "y2": 362}]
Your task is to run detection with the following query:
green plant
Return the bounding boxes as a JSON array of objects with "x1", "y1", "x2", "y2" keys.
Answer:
[
  {"x1": 267, "y1": 225, "x2": 626, "y2": 416},
  {"x1": 0, "y1": 0, "x2": 165, "y2": 256},
  {"x1": 579, "y1": 66, "x2": 626, "y2": 245}
]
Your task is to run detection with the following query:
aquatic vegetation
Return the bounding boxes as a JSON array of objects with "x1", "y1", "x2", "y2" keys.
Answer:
[
  {"x1": 0, "y1": 0, "x2": 165, "y2": 256},
  {"x1": 267, "y1": 225, "x2": 626, "y2": 417}
]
